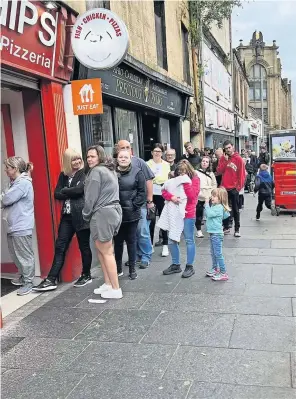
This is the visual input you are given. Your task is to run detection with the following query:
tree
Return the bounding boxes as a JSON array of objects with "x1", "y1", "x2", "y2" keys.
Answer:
[{"x1": 188, "y1": 0, "x2": 242, "y2": 147}]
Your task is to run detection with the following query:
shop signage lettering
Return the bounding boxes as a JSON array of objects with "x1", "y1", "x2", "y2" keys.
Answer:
[
  {"x1": 71, "y1": 78, "x2": 103, "y2": 116},
  {"x1": 88, "y1": 63, "x2": 185, "y2": 117},
  {"x1": 0, "y1": 0, "x2": 57, "y2": 76},
  {"x1": 71, "y1": 8, "x2": 129, "y2": 70}
]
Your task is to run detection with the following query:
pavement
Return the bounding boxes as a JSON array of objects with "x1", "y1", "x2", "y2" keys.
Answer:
[{"x1": 1, "y1": 194, "x2": 296, "y2": 399}]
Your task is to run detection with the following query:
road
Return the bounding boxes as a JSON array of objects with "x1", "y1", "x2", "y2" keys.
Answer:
[{"x1": 1, "y1": 194, "x2": 296, "y2": 398}]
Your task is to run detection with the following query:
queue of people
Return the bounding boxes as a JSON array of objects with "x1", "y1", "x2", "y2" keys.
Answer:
[{"x1": 2, "y1": 139, "x2": 275, "y2": 297}]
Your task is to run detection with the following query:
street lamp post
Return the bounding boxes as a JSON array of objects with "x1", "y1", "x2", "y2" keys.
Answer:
[{"x1": 261, "y1": 65, "x2": 273, "y2": 144}]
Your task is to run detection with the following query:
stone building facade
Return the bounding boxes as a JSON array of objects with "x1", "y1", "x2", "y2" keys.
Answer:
[
  {"x1": 236, "y1": 31, "x2": 293, "y2": 142},
  {"x1": 64, "y1": 0, "x2": 194, "y2": 159}
]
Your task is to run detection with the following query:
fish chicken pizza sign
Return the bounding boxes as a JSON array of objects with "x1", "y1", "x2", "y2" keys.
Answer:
[
  {"x1": 71, "y1": 8, "x2": 129, "y2": 70},
  {"x1": 0, "y1": 0, "x2": 58, "y2": 78}
]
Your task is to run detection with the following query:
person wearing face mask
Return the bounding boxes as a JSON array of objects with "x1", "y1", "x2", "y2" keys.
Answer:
[
  {"x1": 195, "y1": 156, "x2": 217, "y2": 238},
  {"x1": 33, "y1": 149, "x2": 92, "y2": 292},
  {"x1": 1, "y1": 157, "x2": 35, "y2": 295},
  {"x1": 216, "y1": 141, "x2": 246, "y2": 237},
  {"x1": 114, "y1": 150, "x2": 146, "y2": 280},
  {"x1": 146, "y1": 143, "x2": 170, "y2": 257}
]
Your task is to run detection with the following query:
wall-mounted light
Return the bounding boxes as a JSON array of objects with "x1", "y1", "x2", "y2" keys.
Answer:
[{"x1": 43, "y1": 1, "x2": 58, "y2": 10}]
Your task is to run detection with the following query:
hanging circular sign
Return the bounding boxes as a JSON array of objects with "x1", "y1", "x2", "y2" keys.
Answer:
[{"x1": 71, "y1": 8, "x2": 129, "y2": 70}]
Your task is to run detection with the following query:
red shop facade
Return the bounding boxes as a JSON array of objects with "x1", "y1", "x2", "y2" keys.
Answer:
[{"x1": 1, "y1": 0, "x2": 81, "y2": 281}]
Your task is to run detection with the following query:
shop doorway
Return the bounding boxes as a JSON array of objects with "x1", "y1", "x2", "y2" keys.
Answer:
[
  {"x1": 142, "y1": 113, "x2": 159, "y2": 161},
  {"x1": 1, "y1": 88, "x2": 41, "y2": 277}
]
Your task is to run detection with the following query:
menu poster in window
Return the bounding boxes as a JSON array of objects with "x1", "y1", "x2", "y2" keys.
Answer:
[{"x1": 272, "y1": 135, "x2": 296, "y2": 159}]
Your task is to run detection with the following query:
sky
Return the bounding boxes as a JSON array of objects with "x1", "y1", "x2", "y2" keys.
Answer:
[{"x1": 232, "y1": 0, "x2": 296, "y2": 127}]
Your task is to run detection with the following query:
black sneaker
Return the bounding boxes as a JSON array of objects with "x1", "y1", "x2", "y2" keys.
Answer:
[
  {"x1": 182, "y1": 265, "x2": 195, "y2": 278},
  {"x1": 74, "y1": 274, "x2": 92, "y2": 287},
  {"x1": 256, "y1": 214, "x2": 260, "y2": 221},
  {"x1": 33, "y1": 278, "x2": 57, "y2": 292},
  {"x1": 125, "y1": 260, "x2": 141, "y2": 267},
  {"x1": 129, "y1": 265, "x2": 138, "y2": 280},
  {"x1": 163, "y1": 264, "x2": 182, "y2": 275}
]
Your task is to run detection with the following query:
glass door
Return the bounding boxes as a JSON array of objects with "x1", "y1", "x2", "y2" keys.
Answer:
[{"x1": 114, "y1": 108, "x2": 139, "y2": 157}]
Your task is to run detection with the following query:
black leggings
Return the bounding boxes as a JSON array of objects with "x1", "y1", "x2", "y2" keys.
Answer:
[
  {"x1": 195, "y1": 200, "x2": 205, "y2": 231},
  {"x1": 114, "y1": 220, "x2": 138, "y2": 271},
  {"x1": 149, "y1": 195, "x2": 168, "y2": 245},
  {"x1": 256, "y1": 194, "x2": 272, "y2": 216},
  {"x1": 48, "y1": 214, "x2": 92, "y2": 280}
]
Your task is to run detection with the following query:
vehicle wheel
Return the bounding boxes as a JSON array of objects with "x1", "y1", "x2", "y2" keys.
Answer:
[{"x1": 276, "y1": 207, "x2": 280, "y2": 216}]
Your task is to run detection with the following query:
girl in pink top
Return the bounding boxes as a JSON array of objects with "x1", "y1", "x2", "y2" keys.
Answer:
[{"x1": 162, "y1": 160, "x2": 200, "y2": 278}]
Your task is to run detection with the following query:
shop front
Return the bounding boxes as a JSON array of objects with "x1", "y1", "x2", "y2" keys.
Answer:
[
  {"x1": 204, "y1": 101, "x2": 235, "y2": 149},
  {"x1": 1, "y1": 0, "x2": 80, "y2": 281},
  {"x1": 248, "y1": 120, "x2": 260, "y2": 155},
  {"x1": 77, "y1": 59, "x2": 192, "y2": 160}
]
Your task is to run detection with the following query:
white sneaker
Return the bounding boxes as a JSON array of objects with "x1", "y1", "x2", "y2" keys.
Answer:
[
  {"x1": 152, "y1": 247, "x2": 155, "y2": 254},
  {"x1": 101, "y1": 288, "x2": 123, "y2": 299},
  {"x1": 196, "y1": 230, "x2": 204, "y2": 238},
  {"x1": 93, "y1": 283, "x2": 112, "y2": 295},
  {"x1": 161, "y1": 245, "x2": 169, "y2": 257},
  {"x1": 234, "y1": 231, "x2": 241, "y2": 237}
]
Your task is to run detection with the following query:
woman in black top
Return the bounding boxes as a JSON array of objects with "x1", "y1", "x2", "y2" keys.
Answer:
[
  {"x1": 33, "y1": 149, "x2": 92, "y2": 292},
  {"x1": 114, "y1": 149, "x2": 146, "y2": 280}
]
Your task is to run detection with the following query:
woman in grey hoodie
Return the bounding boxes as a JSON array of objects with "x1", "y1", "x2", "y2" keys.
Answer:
[{"x1": 1, "y1": 157, "x2": 35, "y2": 295}]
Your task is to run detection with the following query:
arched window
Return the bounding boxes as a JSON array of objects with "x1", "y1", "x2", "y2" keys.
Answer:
[{"x1": 249, "y1": 64, "x2": 267, "y2": 101}]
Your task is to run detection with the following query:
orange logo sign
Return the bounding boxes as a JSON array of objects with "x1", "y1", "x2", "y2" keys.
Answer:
[{"x1": 71, "y1": 78, "x2": 103, "y2": 115}]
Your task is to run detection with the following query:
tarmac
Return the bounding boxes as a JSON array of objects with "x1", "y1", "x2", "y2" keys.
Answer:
[{"x1": 1, "y1": 194, "x2": 296, "y2": 398}]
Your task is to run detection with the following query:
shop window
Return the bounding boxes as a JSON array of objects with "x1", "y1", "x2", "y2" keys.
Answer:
[
  {"x1": 114, "y1": 108, "x2": 139, "y2": 157},
  {"x1": 249, "y1": 64, "x2": 267, "y2": 101},
  {"x1": 154, "y1": 1, "x2": 168, "y2": 70},
  {"x1": 91, "y1": 105, "x2": 114, "y2": 156},
  {"x1": 181, "y1": 23, "x2": 190, "y2": 85}
]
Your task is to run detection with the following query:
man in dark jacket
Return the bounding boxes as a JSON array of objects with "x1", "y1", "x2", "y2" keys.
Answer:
[
  {"x1": 182, "y1": 142, "x2": 201, "y2": 169},
  {"x1": 254, "y1": 164, "x2": 276, "y2": 220},
  {"x1": 258, "y1": 146, "x2": 270, "y2": 168}
]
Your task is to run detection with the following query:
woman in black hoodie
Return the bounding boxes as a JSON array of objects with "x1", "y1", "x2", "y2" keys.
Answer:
[
  {"x1": 114, "y1": 149, "x2": 146, "y2": 280},
  {"x1": 33, "y1": 149, "x2": 92, "y2": 292}
]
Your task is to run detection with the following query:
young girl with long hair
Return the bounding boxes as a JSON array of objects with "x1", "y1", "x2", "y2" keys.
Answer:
[
  {"x1": 205, "y1": 187, "x2": 230, "y2": 281},
  {"x1": 195, "y1": 156, "x2": 217, "y2": 238}
]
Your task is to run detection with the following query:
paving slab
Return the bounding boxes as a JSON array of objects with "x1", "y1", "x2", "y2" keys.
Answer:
[
  {"x1": 292, "y1": 352, "x2": 296, "y2": 388},
  {"x1": 69, "y1": 341, "x2": 177, "y2": 378},
  {"x1": 74, "y1": 309, "x2": 160, "y2": 343},
  {"x1": 173, "y1": 278, "x2": 246, "y2": 295},
  {"x1": 1, "y1": 369, "x2": 85, "y2": 399},
  {"x1": 272, "y1": 266, "x2": 296, "y2": 285},
  {"x1": 228, "y1": 264, "x2": 272, "y2": 284},
  {"x1": 141, "y1": 311, "x2": 234, "y2": 347},
  {"x1": 164, "y1": 346, "x2": 291, "y2": 387},
  {"x1": 1, "y1": 306, "x2": 101, "y2": 339},
  {"x1": 230, "y1": 314, "x2": 296, "y2": 352},
  {"x1": 2, "y1": 337, "x2": 89, "y2": 371},
  {"x1": 121, "y1": 272, "x2": 181, "y2": 293},
  {"x1": 198, "y1": 238, "x2": 271, "y2": 248},
  {"x1": 272, "y1": 240, "x2": 296, "y2": 249},
  {"x1": 187, "y1": 381, "x2": 296, "y2": 398},
  {"x1": 258, "y1": 248, "x2": 296, "y2": 257},
  {"x1": 68, "y1": 375, "x2": 191, "y2": 399},
  {"x1": 292, "y1": 298, "x2": 296, "y2": 316},
  {"x1": 234, "y1": 255, "x2": 294, "y2": 264},
  {"x1": 1, "y1": 337, "x2": 24, "y2": 355},
  {"x1": 141, "y1": 293, "x2": 292, "y2": 316},
  {"x1": 244, "y1": 283, "x2": 296, "y2": 297},
  {"x1": 76, "y1": 291, "x2": 151, "y2": 310}
]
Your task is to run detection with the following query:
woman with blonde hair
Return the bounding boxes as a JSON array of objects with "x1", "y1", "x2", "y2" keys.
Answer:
[
  {"x1": 83, "y1": 145, "x2": 123, "y2": 299},
  {"x1": 34, "y1": 148, "x2": 92, "y2": 292},
  {"x1": 1, "y1": 157, "x2": 35, "y2": 295}
]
